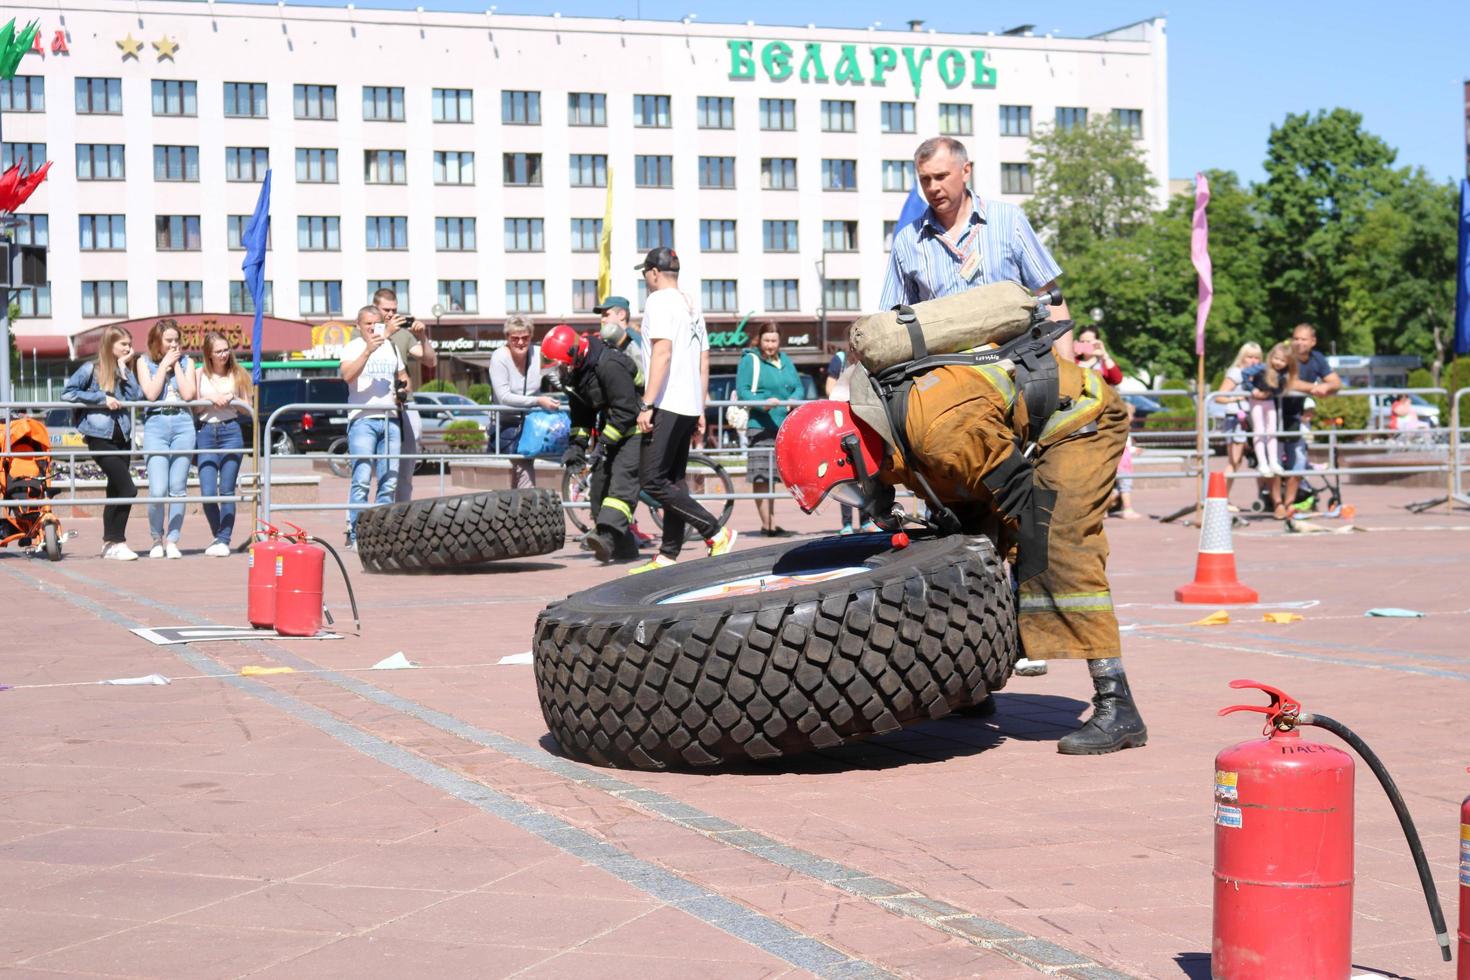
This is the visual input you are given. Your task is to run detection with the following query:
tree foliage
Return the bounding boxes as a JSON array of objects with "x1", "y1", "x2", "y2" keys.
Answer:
[{"x1": 1024, "y1": 118, "x2": 1156, "y2": 256}]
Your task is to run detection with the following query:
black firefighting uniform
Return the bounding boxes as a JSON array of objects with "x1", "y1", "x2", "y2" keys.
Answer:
[{"x1": 564, "y1": 336, "x2": 644, "y2": 550}]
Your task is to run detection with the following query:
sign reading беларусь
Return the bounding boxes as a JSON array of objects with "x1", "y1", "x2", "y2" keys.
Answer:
[{"x1": 727, "y1": 40, "x2": 996, "y2": 98}]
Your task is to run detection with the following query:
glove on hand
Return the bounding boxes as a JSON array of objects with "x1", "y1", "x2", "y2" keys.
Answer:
[
  {"x1": 561, "y1": 444, "x2": 586, "y2": 469},
  {"x1": 585, "y1": 443, "x2": 607, "y2": 471}
]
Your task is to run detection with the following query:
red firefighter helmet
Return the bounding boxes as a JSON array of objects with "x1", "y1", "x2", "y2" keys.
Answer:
[
  {"x1": 775, "y1": 400, "x2": 886, "y2": 513},
  {"x1": 541, "y1": 324, "x2": 585, "y2": 366}
]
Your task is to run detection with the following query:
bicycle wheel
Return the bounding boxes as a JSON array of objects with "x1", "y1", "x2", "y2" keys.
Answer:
[
  {"x1": 559, "y1": 464, "x2": 594, "y2": 534},
  {"x1": 327, "y1": 437, "x2": 351, "y2": 479},
  {"x1": 645, "y1": 453, "x2": 736, "y2": 543}
]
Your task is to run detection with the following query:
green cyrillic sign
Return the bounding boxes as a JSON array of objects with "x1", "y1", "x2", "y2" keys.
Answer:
[{"x1": 727, "y1": 39, "x2": 996, "y2": 96}]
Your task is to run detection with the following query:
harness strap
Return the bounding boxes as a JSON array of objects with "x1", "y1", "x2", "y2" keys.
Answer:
[
  {"x1": 877, "y1": 377, "x2": 961, "y2": 534},
  {"x1": 894, "y1": 305, "x2": 928, "y2": 361}
]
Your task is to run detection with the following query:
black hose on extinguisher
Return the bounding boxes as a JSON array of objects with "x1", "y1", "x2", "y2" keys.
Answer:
[
  {"x1": 309, "y1": 535, "x2": 362, "y2": 636},
  {"x1": 1300, "y1": 712, "x2": 1453, "y2": 963}
]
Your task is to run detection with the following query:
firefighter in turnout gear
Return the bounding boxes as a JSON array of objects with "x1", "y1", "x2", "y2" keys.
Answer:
[
  {"x1": 543, "y1": 324, "x2": 645, "y2": 564},
  {"x1": 775, "y1": 316, "x2": 1148, "y2": 755}
]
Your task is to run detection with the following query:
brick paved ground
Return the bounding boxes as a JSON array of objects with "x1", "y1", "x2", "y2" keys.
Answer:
[{"x1": 1, "y1": 472, "x2": 1466, "y2": 979}]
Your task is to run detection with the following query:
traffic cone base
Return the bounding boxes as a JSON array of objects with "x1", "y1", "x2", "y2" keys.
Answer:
[{"x1": 1176, "y1": 473, "x2": 1258, "y2": 604}]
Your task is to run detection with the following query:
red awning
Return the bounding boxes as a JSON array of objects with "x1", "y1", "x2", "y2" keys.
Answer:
[
  {"x1": 71, "y1": 314, "x2": 315, "y2": 361},
  {"x1": 11, "y1": 334, "x2": 71, "y2": 358}
]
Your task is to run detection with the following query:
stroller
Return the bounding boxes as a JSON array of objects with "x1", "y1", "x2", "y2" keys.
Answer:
[{"x1": 1, "y1": 416, "x2": 63, "y2": 561}]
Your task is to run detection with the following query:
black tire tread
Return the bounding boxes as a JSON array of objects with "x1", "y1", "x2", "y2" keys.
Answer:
[{"x1": 355, "y1": 489, "x2": 565, "y2": 573}]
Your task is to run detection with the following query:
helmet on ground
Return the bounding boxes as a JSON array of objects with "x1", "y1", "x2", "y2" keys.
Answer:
[
  {"x1": 775, "y1": 400, "x2": 886, "y2": 513},
  {"x1": 541, "y1": 324, "x2": 585, "y2": 366}
]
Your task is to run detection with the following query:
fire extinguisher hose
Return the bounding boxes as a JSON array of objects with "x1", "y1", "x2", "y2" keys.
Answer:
[
  {"x1": 309, "y1": 536, "x2": 362, "y2": 636},
  {"x1": 1300, "y1": 712, "x2": 1453, "y2": 963}
]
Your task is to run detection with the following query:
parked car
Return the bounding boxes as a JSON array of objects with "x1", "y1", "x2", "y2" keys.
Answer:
[
  {"x1": 1366, "y1": 392, "x2": 1440, "y2": 431},
  {"x1": 704, "y1": 370, "x2": 820, "y2": 446},
  {"x1": 409, "y1": 392, "x2": 490, "y2": 453},
  {"x1": 256, "y1": 377, "x2": 351, "y2": 454}
]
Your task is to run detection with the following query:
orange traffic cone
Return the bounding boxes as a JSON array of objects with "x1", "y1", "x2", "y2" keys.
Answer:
[{"x1": 1175, "y1": 472, "x2": 1258, "y2": 604}]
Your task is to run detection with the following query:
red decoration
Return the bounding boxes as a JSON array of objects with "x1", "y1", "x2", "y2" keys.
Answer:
[
  {"x1": 0, "y1": 160, "x2": 52, "y2": 213},
  {"x1": 28, "y1": 29, "x2": 42, "y2": 55},
  {"x1": 50, "y1": 30, "x2": 66, "y2": 55}
]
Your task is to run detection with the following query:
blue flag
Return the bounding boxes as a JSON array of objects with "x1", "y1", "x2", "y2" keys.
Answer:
[
  {"x1": 1456, "y1": 178, "x2": 1470, "y2": 356},
  {"x1": 241, "y1": 170, "x2": 272, "y2": 383},
  {"x1": 897, "y1": 184, "x2": 927, "y2": 230}
]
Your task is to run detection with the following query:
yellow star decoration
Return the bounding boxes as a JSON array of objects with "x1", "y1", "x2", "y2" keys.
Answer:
[
  {"x1": 116, "y1": 33, "x2": 143, "y2": 59},
  {"x1": 152, "y1": 35, "x2": 179, "y2": 60}
]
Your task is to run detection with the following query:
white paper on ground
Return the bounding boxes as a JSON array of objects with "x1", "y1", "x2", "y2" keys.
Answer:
[
  {"x1": 497, "y1": 652, "x2": 534, "y2": 665},
  {"x1": 100, "y1": 674, "x2": 171, "y2": 686},
  {"x1": 371, "y1": 652, "x2": 419, "y2": 670}
]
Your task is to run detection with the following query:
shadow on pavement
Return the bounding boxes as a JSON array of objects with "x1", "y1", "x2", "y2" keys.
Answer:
[
  {"x1": 1173, "y1": 952, "x2": 1211, "y2": 978},
  {"x1": 362, "y1": 559, "x2": 566, "y2": 575}
]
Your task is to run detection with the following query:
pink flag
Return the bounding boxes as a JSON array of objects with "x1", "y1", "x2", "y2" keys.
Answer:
[{"x1": 1191, "y1": 172, "x2": 1212, "y2": 357}]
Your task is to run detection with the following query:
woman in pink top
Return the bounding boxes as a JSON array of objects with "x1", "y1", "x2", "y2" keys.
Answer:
[{"x1": 194, "y1": 332, "x2": 252, "y2": 556}]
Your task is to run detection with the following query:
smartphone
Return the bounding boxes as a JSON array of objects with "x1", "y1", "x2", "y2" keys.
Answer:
[{"x1": 399, "y1": 315, "x2": 416, "y2": 329}]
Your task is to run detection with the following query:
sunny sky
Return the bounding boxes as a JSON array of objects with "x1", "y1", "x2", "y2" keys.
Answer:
[{"x1": 245, "y1": 0, "x2": 1470, "y2": 187}]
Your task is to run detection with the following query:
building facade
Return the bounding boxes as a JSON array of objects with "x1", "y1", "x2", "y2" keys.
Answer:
[{"x1": 2, "y1": 1, "x2": 1167, "y2": 369}]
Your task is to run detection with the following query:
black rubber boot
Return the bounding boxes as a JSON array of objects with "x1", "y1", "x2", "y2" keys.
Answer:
[
  {"x1": 611, "y1": 529, "x2": 642, "y2": 562},
  {"x1": 583, "y1": 530, "x2": 615, "y2": 563},
  {"x1": 1056, "y1": 673, "x2": 1148, "y2": 755}
]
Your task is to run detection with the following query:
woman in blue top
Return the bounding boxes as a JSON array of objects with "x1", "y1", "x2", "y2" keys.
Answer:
[
  {"x1": 62, "y1": 325, "x2": 144, "y2": 560},
  {"x1": 137, "y1": 319, "x2": 198, "y2": 558},
  {"x1": 736, "y1": 322, "x2": 804, "y2": 537}
]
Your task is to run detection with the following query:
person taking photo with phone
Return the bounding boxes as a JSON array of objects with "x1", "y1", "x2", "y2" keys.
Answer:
[{"x1": 339, "y1": 305, "x2": 409, "y2": 549}]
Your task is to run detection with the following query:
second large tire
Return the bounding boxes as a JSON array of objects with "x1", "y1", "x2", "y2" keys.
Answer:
[
  {"x1": 534, "y1": 532, "x2": 1018, "y2": 770},
  {"x1": 356, "y1": 489, "x2": 565, "y2": 573}
]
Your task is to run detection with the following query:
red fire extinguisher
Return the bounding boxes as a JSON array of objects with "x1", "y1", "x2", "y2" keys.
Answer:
[
  {"x1": 1459, "y1": 772, "x2": 1469, "y2": 980},
  {"x1": 1214, "y1": 680, "x2": 1452, "y2": 979},
  {"x1": 247, "y1": 522, "x2": 289, "y2": 629},
  {"x1": 271, "y1": 523, "x2": 360, "y2": 638}
]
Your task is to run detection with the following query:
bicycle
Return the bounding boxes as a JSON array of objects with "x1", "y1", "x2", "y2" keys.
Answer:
[{"x1": 560, "y1": 451, "x2": 735, "y2": 543}]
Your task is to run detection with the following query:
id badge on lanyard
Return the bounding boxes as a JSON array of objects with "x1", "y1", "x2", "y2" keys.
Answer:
[{"x1": 940, "y1": 229, "x2": 982, "y2": 283}]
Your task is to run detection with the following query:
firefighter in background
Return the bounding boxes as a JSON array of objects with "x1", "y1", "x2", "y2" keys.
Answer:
[
  {"x1": 775, "y1": 343, "x2": 1148, "y2": 755},
  {"x1": 542, "y1": 324, "x2": 644, "y2": 564}
]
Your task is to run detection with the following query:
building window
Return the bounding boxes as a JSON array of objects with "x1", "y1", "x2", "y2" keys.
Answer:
[
  {"x1": 636, "y1": 282, "x2": 648, "y2": 311},
  {"x1": 700, "y1": 219, "x2": 737, "y2": 252},
  {"x1": 152, "y1": 79, "x2": 196, "y2": 116},
  {"x1": 74, "y1": 77, "x2": 122, "y2": 114},
  {"x1": 636, "y1": 219, "x2": 674, "y2": 250},
  {"x1": 701, "y1": 280, "x2": 737, "y2": 313},
  {"x1": 763, "y1": 279, "x2": 799, "y2": 312},
  {"x1": 81, "y1": 281, "x2": 128, "y2": 318},
  {"x1": 158, "y1": 280, "x2": 204, "y2": 314},
  {"x1": 499, "y1": 90, "x2": 538, "y2": 125},
  {"x1": 363, "y1": 85, "x2": 405, "y2": 121},
  {"x1": 434, "y1": 150, "x2": 475, "y2": 185},
  {"x1": 429, "y1": 87, "x2": 473, "y2": 123},
  {"x1": 504, "y1": 217, "x2": 544, "y2": 252},
  {"x1": 299, "y1": 280, "x2": 343, "y2": 316},
  {"x1": 1001, "y1": 163, "x2": 1034, "y2": 195},
  {"x1": 939, "y1": 103, "x2": 973, "y2": 136},
  {"x1": 759, "y1": 98, "x2": 796, "y2": 131},
  {"x1": 822, "y1": 220, "x2": 857, "y2": 252},
  {"x1": 84, "y1": 215, "x2": 132, "y2": 252},
  {"x1": 0, "y1": 76, "x2": 44, "y2": 112},
  {"x1": 883, "y1": 220, "x2": 897, "y2": 252},
  {"x1": 880, "y1": 101, "x2": 915, "y2": 134},
  {"x1": 228, "y1": 215, "x2": 271, "y2": 251},
  {"x1": 698, "y1": 156, "x2": 735, "y2": 190},
  {"x1": 229, "y1": 281, "x2": 273, "y2": 315},
  {"x1": 435, "y1": 216, "x2": 476, "y2": 251},
  {"x1": 570, "y1": 218, "x2": 602, "y2": 252},
  {"x1": 16, "y1": 284, "x2": 51, "y2": 318},
  {"x1": 881, "y1": 160, "x2": 914, "y2": 192},
  {"x1": 503, "y1": 152, "x2": 542, "y2": 186},
  {"x1": 155, "y1": 215, "x2": 202, "y2": 251},
  {"x1": 364, "y1": 149, "x2": 406, "y2": 184},
  {"x1": 822, "y1": 159, "x2": 858, "y2": 192},
  {"x1": 697, "y1": 95, "x2": 734, "y2": 129},
  {"x1": 820, "y1": 99, "x2": 855, "y2": 133},
  {"x1": 567, "y1": 92, "x2": 606, "y2": 126},
  {"x1": 367, "y1": 280, "x2": 409, "y2": 308},
  {"x1": 298, "y1": 216, "x2": 341, "y2": 251},
  {"x1": 226, "y1": 147, "x2": 269, "y2": 182},
  {"x1": 76, "y1": 144, "x2": 125, "y2": 181},
  {"x1": 762, "y1": 220, "x2": 797, "y2": 252},
  {"x1": 569, "y1": 153, "x2": 607, "y2": 188},
  {"x1": 760, "y1": 158, "x2": 797, "y2": 191},
  {"x1": 366, "y1": 216, "x2": 408, "y2": 251},
  {"x1": 1056, "y1": 106, "x2": 1088, "y2": 131},
  {"x1": 438, "y1": 280, "x2": 478, "y2": 313},
  {"x1": 3, "y1": 142, "x2": 46, "y2": 175},
  {"x1": 294, "y1": 84, "x2": 337, "y2": 120},
  {"x1": 635, "y1": 154, "x2": 673, "y2": 188},
  {"x1": 295, "y1": 148, "x2": 338, "y2": 183},
  {"x1": 10, "y1": 214, "x2": 47, "y2": 246},
  {"x1": 153, "y1": 145, "x2": 199, "y2": 182},
  {"x1": 223, "y1": 81, "x2": 268, "y2": 118},
  {"x1": 1111, "y1": 108, "x2": 1143, "y2": 138},
  {"x1": 633, "y1": 94, "x2": 671, "y2": 128},
  {"x1": 822, "y1": 279, "x2": 860, "y2": 311},
  {"x1": 504, "y1": 280, "x2": 542, "y2": 314},
  {"x1": 572, "y1": 279, "x2": 599, "y2": 314},
  {"x1": 1000, "y1": 105, "x2": 1032, "y2": 137}
]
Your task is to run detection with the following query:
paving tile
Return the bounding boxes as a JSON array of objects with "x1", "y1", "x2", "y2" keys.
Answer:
[
  {"x1": 515, "y1": 950, "x2": 793, "y2": 980},
  {"x1": 0, "y1": 827, "x2": 199, "y2": 868},
  {"x1": 375, "y1": 892, "x2": 654, "y2": 949},
  {"x1": 297, "y1": 841, "x2": 536, "y2": 891},
  {"x1": 25, "y1": 922, "x2": 334, "y2": 976},
  {"x1": 173, "y1": 880, "x2": 451, "y2": 933},
  {"x1": 0, "y1": 908, "x2": 132, "y2": 965},
  {"x1": 13, "y1": 868, "x2": 263, "y2": 921},
  {"x1": 128, "y1": 833, "x2": 368, "y2": 881},
  {"x1": 249, "y1": 935, "x2": 552, "y2": 978},
  {"x1": 476, "y1": 855, "x2": 655, "y2": 903}
]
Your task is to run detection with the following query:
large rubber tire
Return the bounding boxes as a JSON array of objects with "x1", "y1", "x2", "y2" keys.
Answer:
[
  {"x1": 534, "y1": 532, "x2": 1018, "y2": 770},
  {"x1": 355, "y1": 489, "x2": 565, "y2": 573}
]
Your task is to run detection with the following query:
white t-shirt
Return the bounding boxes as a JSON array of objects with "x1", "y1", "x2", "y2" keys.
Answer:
[
  {"x1": 340, "y1": 334, "x2": 405, "y2": 421},
  {"x1": 1211, "y1": 365, "x2": 1246, "y2": 418},
  {"x1": 641, "y1": 287, "x2": 709, "y2": 417}
]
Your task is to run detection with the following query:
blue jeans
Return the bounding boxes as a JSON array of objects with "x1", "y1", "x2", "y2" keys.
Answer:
[
  {"x1": 144, "y1": 411, "x2": 195, "y2": 544},
  {"x1": 197, "y1": 419, "x2": 244, "y2": 545},
  {"x1": 347, "y1": 414, "x2": 401, "y2": 540}
]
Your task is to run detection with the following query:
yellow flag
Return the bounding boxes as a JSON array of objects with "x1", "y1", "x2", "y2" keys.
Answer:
[{"x1": 596, "y1": 167, "x2": 614, "y2": 303}]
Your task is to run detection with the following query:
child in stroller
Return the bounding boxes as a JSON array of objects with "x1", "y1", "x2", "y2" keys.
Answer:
[{"x1": 0, "y1": 416, "x2": 63, "y2": 560}]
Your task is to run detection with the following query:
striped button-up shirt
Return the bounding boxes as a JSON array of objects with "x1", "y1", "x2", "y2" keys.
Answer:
[{"x1": 879, "y1": 194, "x2": 1062, "y2": 310}]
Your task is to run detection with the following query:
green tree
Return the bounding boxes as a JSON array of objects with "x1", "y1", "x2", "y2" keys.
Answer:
[
  {"x1": 1256, "y1": 109, "x2": 1397, "y2": 351},
  {"x1": 1024, "y1": 118, "x2": 1156, "y2": 256}
]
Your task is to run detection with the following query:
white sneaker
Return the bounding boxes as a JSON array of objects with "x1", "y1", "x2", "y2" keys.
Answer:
[
  {"x1": 164, "y1": 542, "x2": 183, "y2": 559},
  {"x1": 103, "y1": 543, "x2": 139, "y2": 561},
  {"x1": 204, "y1": 541, "x2": 231, "y2": 557},
  {"x1": 1014, "y1": 657, "x2": 1049, "y2": 677},
  {"x1": 149, "y1": 543, "x2": 165, "y2": 559},
  {"x1": 1271, "y1": 462, "x2": 1290, "y2": 477},
  {"x1": 1255, "y1": 462, "x2": 1274, "y2": 479}
]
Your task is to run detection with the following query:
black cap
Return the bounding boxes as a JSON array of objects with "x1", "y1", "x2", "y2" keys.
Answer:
[{"x1": 634, "y1": 247, "x2": 679, "y2": 273}]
